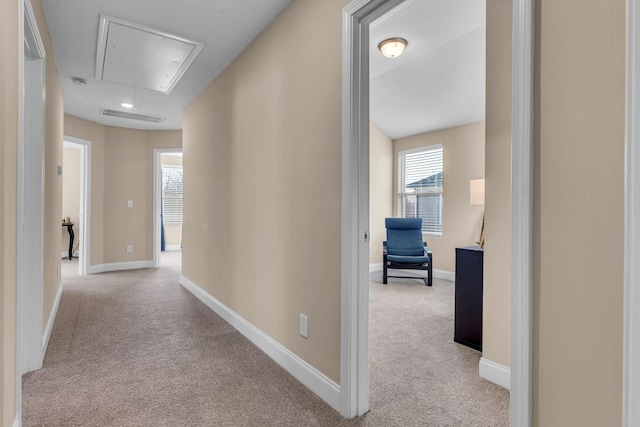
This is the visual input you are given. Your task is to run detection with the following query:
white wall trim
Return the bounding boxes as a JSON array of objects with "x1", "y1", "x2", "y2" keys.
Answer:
[
  {"x1": 511, "y1": 0, "x2": 535, "y2": 425},
  {"x1": 42, "y1": 283, "x2": 63, "y2": 357},
  {"x1": 13, "y1": 416, "x2": 21, "y2": 427},
  {"x1": 164, "y1": 245, "x2": 181, "y2": 251},
  {"x1": 87, "y1": 260, "x2": 154, "y2": 274},
  {"x1": 18, "y1": 0, "x2": 46, "y2": 377},
  {"x1": 434, "y1": 269, "x2": 455, "y2": 282},
  {"x1": 342, "y1": 0, "x2": 410, "y2": 417},
  {"x1": 625, "y1": 0, "x2": 640, "y2": 425},
  {"x1": 369, "y1": 262, "x2": 382, "y2": 272},
  {"x1": 179, "y1": 274, "x2": 341, "y2": 411},
  {"x1": 479, "y1": 357, "x2": 511, "y2": 390}
]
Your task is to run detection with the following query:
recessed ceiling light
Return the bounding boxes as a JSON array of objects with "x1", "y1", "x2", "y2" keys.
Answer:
[
  {"x1": 72, "y1": 77, "x2": 87, "y2": 85},
  {"x1": 378, "y1": 38, "x2": 408, "y2": 59},
  {"x1": 121, "y1": 103, "x2": 134, "y2": 108}
]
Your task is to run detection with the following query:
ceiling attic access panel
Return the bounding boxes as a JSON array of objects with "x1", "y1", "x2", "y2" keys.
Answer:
[{"x1": 95, "y1": 15, "x2": 204, "y2": 94}]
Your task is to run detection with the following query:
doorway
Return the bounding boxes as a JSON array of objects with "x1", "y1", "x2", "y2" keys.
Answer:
[
  {"x1": 366, "y1": 0, "x2": 498, "y2": 422},
  {"x1": 340, "y1": 0, "x2": 534, "y2": 423},
  {"x1": 62, "y1": 136, "x2": 91, "y2": 276},
  {"x1": 153, "y1": 149, "x2": 183, "y2": 269}
]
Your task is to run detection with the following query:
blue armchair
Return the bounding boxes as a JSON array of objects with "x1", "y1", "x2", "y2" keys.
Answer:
[{"x1": 383, "y1": 218, "x2": 433, "y2": 286}]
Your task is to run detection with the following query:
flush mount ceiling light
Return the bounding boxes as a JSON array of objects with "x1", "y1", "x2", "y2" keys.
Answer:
[
  {"x1": 378, "y1": 37, "x2": 408, "y2": 59},
  {"x1": 121, "y1": 103, "x2": 134, "y2": 108}
]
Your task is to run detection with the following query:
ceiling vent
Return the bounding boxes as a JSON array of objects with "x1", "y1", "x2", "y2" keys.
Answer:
[
  {"x1": 101, "y1": 107, "x2": 165, "y2": 123},
  {"x1": 95, "y1": 15, "x2": 204, "y2": 93}
]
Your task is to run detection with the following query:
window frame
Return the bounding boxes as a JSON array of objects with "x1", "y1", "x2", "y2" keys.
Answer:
[
  {"x1": 397, "y1": 144, "x2": 444, "y2": 238},
  {"x1": 161, "y1": 164, "x2": 183, "y2": 225}
]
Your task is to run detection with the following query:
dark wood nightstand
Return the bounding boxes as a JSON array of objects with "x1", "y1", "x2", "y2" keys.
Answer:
[{"x1": 454, "y1": 246, "x2": 483, "y2": 351}]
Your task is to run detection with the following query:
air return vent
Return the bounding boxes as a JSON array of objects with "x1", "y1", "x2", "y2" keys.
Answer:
[{"x1": 101, "y1": 107, "x2": 165, "y2": 123}]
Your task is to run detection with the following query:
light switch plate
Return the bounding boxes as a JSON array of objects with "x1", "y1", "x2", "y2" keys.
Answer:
[
  {"x1": 299, "y1": 314, "x2": 308, "y2": 338},
  {"x1": 127, "y1": 200, "x2": 133, "y2": 208}
]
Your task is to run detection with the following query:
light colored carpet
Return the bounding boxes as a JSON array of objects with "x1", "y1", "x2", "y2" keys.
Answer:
[{"x1": 23, "y1": 253, "x2": 509, "y2": 426}]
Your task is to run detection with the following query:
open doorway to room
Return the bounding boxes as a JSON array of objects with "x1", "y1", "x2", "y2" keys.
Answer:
[
  {"x1": 61, "y1": 136, "x2": 91, "y2": 278},
  {"x1": 363, "y1": 0, "x2": 508, "y2": 424},
  {"x1": 153, "y1": 149, "x2": 183, "y2": 271},
  {"x1": 341, "y1": 0, "x2": 534, "y2": 422}
]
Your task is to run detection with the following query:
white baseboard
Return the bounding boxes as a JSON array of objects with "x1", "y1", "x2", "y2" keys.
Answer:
[
  {"x1": 13, "y1": 416, "x2": 20, "y2": 427},
  {"x1": 479, "y1": 357, "x2": 511, "y2": 390},
  {"x1": 369, "y1": 264, "x2": 455, "y2": 282},
  {"x1": 433, "y1": 268, "x2": 455, "y2": 282},
  {"x1": 42, "y1": 282, "x2": 63, "y2": 355},
  {"x1": 164, "y1": 245, "x2": 181, "y2": 251},
  {"x1": 369, "y1": 262, "x2": 383, "y2": 272},
  {"x1": 179, "y1": 274, "x2": 341, "y2": 413},
  {"x1": 88, "y1": 260, "x2": 154, "y2": 274}
]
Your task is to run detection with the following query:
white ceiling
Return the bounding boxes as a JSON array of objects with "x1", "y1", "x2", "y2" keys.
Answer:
[
  {"x1": 42, "y1": 0, "x2": 292, "y2": 130},
  {"x1": 43, "y1": 0, "x2": 484, "y2": 138},
  {"x1": 370, "y1": 0, "x2": 486, "y2": 140}
]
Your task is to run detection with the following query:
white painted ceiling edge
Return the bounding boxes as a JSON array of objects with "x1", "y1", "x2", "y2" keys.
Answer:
[{"x1": 43, "y1": 0, "x2": 485, "y2": 139}]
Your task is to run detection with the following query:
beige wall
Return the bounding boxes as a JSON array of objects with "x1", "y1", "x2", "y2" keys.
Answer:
[
  {"x1": 183, "y1": 0, "x2": 348, "y2": 383},
  {"x1": 64, "y1": 116, "x2": 182, "y2": 266},
  {"x1": 483, "y1": 0, "x2": 512, "y2": 368},
  {"x1": 102, "y1": 127, "x2": 181, "y2": 262},
  {"x1": 532, "y1": 0, "x2": 625, "y2": 425},
  {"x1": 0, "y1": 0, "x2": 18, "y2": 422},
  {"x1": 369, "y1": 121, "x2": 393, "y2": 264},
  {"x1": 62, "y1": 147, "x2": 81, "y2": 255},
  {"x1": 63, "y1": 115, "x2": 106, "y2": 266},
  {"x1": 103, "y1": 127, "x2": 153, "y2": 262},
  {"x1": 394, "y1": 122, "x2": 485, "y2": 272}
]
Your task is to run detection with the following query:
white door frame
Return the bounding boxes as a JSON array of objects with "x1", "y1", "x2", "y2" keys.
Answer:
[
  {"x1": 63, "y1": 136, "x2": 92, "y2": 275},
  {"x1": 153, "y1": 148, "x2": 182, "y2": 267},
  {"x1": 340, "y1": 0, "x2": 535, "y2": 423},
  {"x1": 624, "y1": 0, "x2": 640, "y2": 425},
  {"x1": 18, "y1": 0, "x2": 45, "y2": 373},
  {"x1": 17, "y1": 0, "x2": 46, "y2": 422}
]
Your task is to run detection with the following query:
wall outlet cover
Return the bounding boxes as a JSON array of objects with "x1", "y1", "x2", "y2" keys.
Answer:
[{"x1": 299, "y1": 314, "x2": 308, "y2": 338}]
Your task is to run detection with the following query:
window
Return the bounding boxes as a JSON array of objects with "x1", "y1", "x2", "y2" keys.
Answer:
[
  {"x1": 398, "y1": 145, "x2": 443, "y2": 235},
  {"x1": 162, "y1": 166, "x2": 183, "y2": 224}
]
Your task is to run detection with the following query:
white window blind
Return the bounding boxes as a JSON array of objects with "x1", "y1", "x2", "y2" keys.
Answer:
[
  {"x1": 398, "y1": 145, "x2": 443, "y2": 235},
  {"x1": 162, "y1": 166, "x2": 183, "y2": 224}
]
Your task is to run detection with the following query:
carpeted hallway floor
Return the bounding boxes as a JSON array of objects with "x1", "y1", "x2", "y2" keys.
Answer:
[{"x1": 22, "y1": 252, "x2": 509, "y2": 426}]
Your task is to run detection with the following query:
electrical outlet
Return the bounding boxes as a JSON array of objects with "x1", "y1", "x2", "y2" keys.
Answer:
[
  {"x1": 127, "y1": 200, "x2": 133, "y2": 208},
  {"x1": 126, "y1": 245, "x2": 133, "y2": 253},
  {"x1": 299, "y1": 314, "x2": 308, "y2": 338}
]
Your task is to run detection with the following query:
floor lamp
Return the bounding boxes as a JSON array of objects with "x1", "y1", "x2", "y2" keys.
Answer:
[{"x1": 470, "y1": 179, "x2": 485, "y2": 249}]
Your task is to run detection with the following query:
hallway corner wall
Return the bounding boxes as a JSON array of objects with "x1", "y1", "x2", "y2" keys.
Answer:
[{"x1": 182, "y1": 0, "x2": 349, "y2": 384}]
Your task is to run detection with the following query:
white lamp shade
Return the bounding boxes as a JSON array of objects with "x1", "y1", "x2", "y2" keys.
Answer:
[{"x1": 470, "y1": 179, "x2": 485, "y2": 206}]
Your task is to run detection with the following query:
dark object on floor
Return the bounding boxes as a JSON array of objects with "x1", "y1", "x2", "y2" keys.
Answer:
[
  {"x1": 454, "y1": 246, "x2": 483, "y2": 351},
  {"x1": 383, "y1": 217, "x2": 433, "y2": 286}
]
